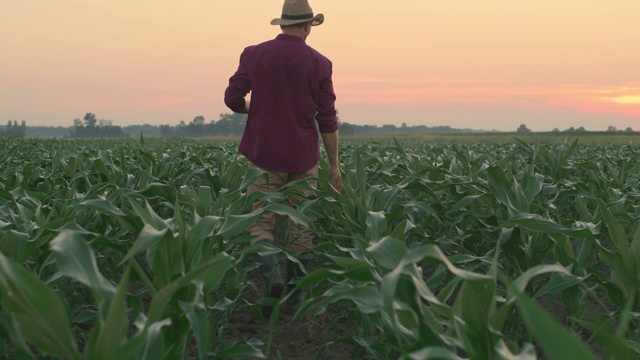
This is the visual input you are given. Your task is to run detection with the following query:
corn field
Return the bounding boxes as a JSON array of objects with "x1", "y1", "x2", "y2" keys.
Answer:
[{"x1": 0, "y1": 136, "x2": 638, "y2": 359}]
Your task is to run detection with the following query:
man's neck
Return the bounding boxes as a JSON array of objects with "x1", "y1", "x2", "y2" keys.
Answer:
[{"x1": 281, "y1": 28, "x2": 308, "y2": 40}]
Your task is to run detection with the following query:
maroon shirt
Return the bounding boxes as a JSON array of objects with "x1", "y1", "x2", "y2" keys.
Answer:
[{"x1": 225, "y1": 34, "x2": 338, "y2": 173}]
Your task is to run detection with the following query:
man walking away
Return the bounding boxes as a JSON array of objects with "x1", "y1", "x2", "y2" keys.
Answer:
[{"x1": 224, "y1": 0, "x2": 342, "y2": 318}]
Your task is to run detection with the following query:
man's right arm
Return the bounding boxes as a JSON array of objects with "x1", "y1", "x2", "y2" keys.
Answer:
[
  {"x1": 316, "y1": 59, "x2": 341, "y2": 192},
  {"x1": 321, "y1": 130, "x2": 342, "y2": 193}
]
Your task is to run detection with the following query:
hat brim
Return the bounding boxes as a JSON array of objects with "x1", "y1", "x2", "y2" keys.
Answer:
[{"x1": 270, "y1": 13, "x2": 324, "y2": 26}]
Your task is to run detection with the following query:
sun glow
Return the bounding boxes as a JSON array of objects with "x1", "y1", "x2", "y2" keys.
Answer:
[
  {"x1": 596, "y1": 86, "x2": 640, "y2": 105},
  {"x1": 603, "y1": 95, "x2": 640, "y2": 105}
]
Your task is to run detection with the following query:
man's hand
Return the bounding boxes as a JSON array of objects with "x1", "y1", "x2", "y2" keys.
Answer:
[
  {"x1": 238, "y1": 101, "x2": 250, "y2": 114},
  {"x1": 329, "y1": 163, "x2": 342, "y2": 193},
  {"x1": 321, "y1": 130, "x2": 342, "y2": 194}
]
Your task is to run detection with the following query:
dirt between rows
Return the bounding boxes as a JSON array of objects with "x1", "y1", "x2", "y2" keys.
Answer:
[{"x1": 222, "y1": 268, "x2": 357, "y2": 360}]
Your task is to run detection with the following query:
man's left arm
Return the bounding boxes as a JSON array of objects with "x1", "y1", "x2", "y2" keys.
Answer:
[{"x1": 224, "y1": 50, "x2": 251, "y2": 114}]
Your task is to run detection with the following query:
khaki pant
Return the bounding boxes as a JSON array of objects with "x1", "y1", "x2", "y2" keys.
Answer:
[{"x1": 247, "y1": 163, "x2": 318, "y2": 259}]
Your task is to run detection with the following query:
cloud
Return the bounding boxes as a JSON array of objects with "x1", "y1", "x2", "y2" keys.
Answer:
[
  {"x1": 549, "y1": 83, "x2": 640, "y2": 117},
  {"x1": 334, "y1": 77, "x2": 640, "y2": 117},
  {"x1": 122, "y1": 83, "x2": 191, "y2": 94}
]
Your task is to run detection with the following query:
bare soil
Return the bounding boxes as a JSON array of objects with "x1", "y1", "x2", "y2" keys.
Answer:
[{"x1": 223, "y1": 268, "x2": 357, "y2": 359}]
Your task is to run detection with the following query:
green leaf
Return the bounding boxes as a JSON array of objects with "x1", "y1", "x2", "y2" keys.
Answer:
[
  {"x1": 239, "y1": 166, "x2": 265, "y2": 190},
  {"x1": 218, "y1": 203, "x2": 310, "y2": 238},
  {"x1": 0, "y1": 230, "x2": 29, "y2": 262},
  {"x1": 50, "y1": 230, "x2": 116, "y2": 305},
  {"x1": 367, "y1": 236, "x2": 407, "y2": 269},
  {"x1": 120, "y1": 224, "x2": 169, "y2": 265},
  {"x1": 453, "y1": 278, "x2": 496, "y2": 360},
  {"x1": 85, "y1": 265, "x2": 131, "y2": 360},
  {"x1": 326, "y1": 255, "x2": 376, "y2": 282},
  {"x1": 409, "y1": 346, "x2": 464, "y2": 360},
  {"x1": 186, "y1": 215, "x2": 222, "y2": 265},
  {"x1": 146, "y1": 252, "x2": 232, "y2": 324},
  {"x1": 127, "y1": 198, "x2": 168, "y2": 231},
  {"x1": 512, "y1": 285, "x2": 598, "y2": 360},
  {"x1": 522, "y1": 172, "x2": 544, "y2": 202},
  {"x1": 631, "y1": 225, "x2": 640, "y2": 266},
  {"x1": 487, "y1": 165, "x2": 518, "y2": 214},
  {"x1": 138, "y1": 319, "x2": 172, "y2": 360},
  {"x1": 494, "y1": 340, "x2": 536, "y2": 360},
  {"x1": 404, "y1": 244, "x2": 489, "y2": 281},
  {"x1": 598, "y1": 199, "x2": 634, "y2": 275},
  {"x1": 214, "y1": 342, "x2": 265, "y2": 359},
  {"x1": 511, "y1": 264, "x2": 572, "y2": 296},
  {"x1": 196, "y1": 186, "x2": 213, "y2": 216},
  {"x1": 262, "y1": 203, "x2": 311, "y2": 228},
  {"x1": 318, "y1": 285, "x2": 383, "y2": 314},
  {"x1": 365, "y1": 211, "x2": 387, "y2": 241},
  {"x1": 0, "y1": 252, "x2": 81, "y2": 360},
  {"x1": 533, "y1": 272, "x2": 583, "y2": 299},
  {"x1": 180, "y1": 281, "x2": 210, "y2": 360},
  {"x1": 79, "y1": 198, "x2": 125, "y2": 216},
  {"x1": 217, "y1": 212, "x2": 262, "y2": 237},
  {"x1": 380, "y1": 265, "x2": 403, "y2": 321},
  {"x1": 501, "y1": 213, "x2": 595, "y2": 239},
  {"x1": 355, "y1": 146, "x2": 368, "y2": 200}
]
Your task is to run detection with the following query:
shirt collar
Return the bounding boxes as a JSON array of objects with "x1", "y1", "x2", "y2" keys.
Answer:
[{"x1": 275, "y1": 34, "x2": 305, "y2": 43}]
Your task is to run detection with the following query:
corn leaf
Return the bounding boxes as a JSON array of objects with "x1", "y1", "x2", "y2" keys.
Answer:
[{"x1": 0, "y1": 252, "x2": 80, "y2": 360}]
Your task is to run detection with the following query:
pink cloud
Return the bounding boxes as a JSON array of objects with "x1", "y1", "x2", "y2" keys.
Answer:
[{"x1": 334, "y1": 77, "x2": 640, "y2": 117}]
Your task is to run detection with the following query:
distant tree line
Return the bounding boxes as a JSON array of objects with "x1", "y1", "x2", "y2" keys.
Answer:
[
  {"x1": 0, "y1": 120, "x2": 27, "y2": 138},
  {"x1": 606, "y1": 125, "x2": 635, "y2": 133},
  {"x1": 68, "y1": 113, "x2": 127, "y2": 138},
  {"x1": 339, "y1": 122, "x2": 479, "y2": 137},
  {"x1": 159, "y1": 113, "x2": 248, "y2": 137},
  {"x1": 152, "y1": 114, "x2": 486, "y2": 138},
  {"x1": 10, "y1": 113, "x2": 639, "y2": 138},
  {"x1": 518, "y1": 124, "x2": 635, "y2": 134}
]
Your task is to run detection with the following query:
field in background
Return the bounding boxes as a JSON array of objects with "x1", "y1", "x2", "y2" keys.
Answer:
[
  {"x1": 202, "y1": 132, "x2": 640, "y2": 145},
  {"x1": 0, "y1": 136, "x2": 638, "y2": 359},
  {"x1": 344, "y1": 132, "x2": 640, "y2": 145}
]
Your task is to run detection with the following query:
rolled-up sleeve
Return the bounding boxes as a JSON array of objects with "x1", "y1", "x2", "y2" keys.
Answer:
[
  {"x1": 224, "y1": 49, "x2": 251, "y2": 113},
  {"x1": 316, "y1": 60, "x2": 338, "y2": 133}
]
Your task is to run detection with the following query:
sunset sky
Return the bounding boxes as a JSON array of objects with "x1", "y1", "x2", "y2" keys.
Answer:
[{"x1": 1, "y1": 0, "x2": 639, "y2": 131}]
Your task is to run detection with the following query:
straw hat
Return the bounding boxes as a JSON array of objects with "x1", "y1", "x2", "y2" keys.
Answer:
[{"x1": 270, "y1": 0, "x2": 324, "y2": 26}]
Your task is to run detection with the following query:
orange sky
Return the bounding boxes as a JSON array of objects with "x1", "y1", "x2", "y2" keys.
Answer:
[{"x1": 1, "y1": 0, "x2": 639, "y2": 131}]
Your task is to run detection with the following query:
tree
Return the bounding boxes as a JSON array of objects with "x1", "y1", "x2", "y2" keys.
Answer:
[
  {"x1": 625, "y1": 127, "x2": 634, "y2": 133},
  {"x1": 192, "y1": 116, "x2": 205, "y2": 126},
  {"x1": 160, "y1": 125, "x2": 173, "y2": 137},
  {"x1": 69, "y1": 113, "x2": 126, "y2": 138},
  {"x1": 608, "y1": 126, "x2": 617, "y2": 132},
  {"x1": 98, "y1": 119, "x2": 113, "y2": 127},
  {"x1": 516, "y1": 124, "x2": 531, "y2": 133},
  {"x1": 339, "y1": 122, "x2": 355, "y2": 136},
  {"x1": 381, "y1": 124, "x2": 398, "y2": 134},
  {"x1": 1, "y1": 120, "x2": 26, "y2": 138},
  {"x1": 83, "y1": 113, "x2": 97, "y2": 128}
]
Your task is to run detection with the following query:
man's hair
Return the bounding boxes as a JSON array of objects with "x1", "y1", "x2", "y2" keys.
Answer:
[{"x1": 280, "y1": 21, "x2": 311, "y2": 31}]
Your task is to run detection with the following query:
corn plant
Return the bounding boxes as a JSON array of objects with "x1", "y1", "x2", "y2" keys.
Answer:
[{"x1": 1, "y1": 137, "x2": 639, "y2": 359}]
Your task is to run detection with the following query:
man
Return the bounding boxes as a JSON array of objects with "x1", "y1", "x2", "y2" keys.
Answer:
[{"x1": 224, "y1": 0, "x2": 342, "y2": 318}]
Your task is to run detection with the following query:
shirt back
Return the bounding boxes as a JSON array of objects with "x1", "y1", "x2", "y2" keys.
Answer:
[{"x1": 225, "y1": 34, "x2": 338, "y2": 172}]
